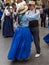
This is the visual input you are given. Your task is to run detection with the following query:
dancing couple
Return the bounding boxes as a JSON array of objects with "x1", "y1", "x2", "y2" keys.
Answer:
[{"x1": 8, "y1": 1, "x2": 41, "y2": 61}]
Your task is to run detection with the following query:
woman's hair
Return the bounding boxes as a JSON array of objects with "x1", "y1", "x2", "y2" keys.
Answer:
[
  {"x1": 5, "y1": 3, "x2": 10, "y2": 7},
  {"x1": 12, "y1": 3, "x2": 16, "y2": 6}
]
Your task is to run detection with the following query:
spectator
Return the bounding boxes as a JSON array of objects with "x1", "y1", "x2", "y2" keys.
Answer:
[
  {"x1": 40, "y1": 4, "x2": 46, "y2": 27},
  {"x1": 0, "y1": 7, "x2": 3, "y2": 29}
]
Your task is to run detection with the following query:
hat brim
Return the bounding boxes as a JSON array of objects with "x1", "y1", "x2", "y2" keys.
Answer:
[
  {"x1": 28, "y1": 2, "x2": 35, "y2": 5},
  {"x1": 18, "y1": 6, "x2": 28, "y2": 14},
  {"x1": 28, "y1": 3, "x2": 35, "y2": 5}
]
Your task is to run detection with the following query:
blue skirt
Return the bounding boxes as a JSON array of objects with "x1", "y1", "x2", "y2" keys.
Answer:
[
  {"x1": 43, "y1": 33, "x2": 49, "y2": 44},
  {"x1": 3, "y1": 16, "x2": 14, "y2": 37},
  {"x1": 8, "y1": 26, "x2": 33, "y2": 60}
]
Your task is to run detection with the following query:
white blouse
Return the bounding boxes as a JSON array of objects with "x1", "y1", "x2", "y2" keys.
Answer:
[{"x1": 4, "y1": 8, "x2": 10, "y2": 16}]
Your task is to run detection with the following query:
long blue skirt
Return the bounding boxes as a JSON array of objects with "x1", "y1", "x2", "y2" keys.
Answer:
[
  {"x1": 8, "y1": 26, "x2": 33, "y2": 60},
  {"x1": 43, "y1": 33, "x2": 49, "y2": 44},
  {"x1": 3, "y1": 16, "x2": 14, "y2": 37}
]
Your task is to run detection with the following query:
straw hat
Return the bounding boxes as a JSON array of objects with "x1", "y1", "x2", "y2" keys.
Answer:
[
  {"x1": 18, "y1": 1, "x2": 28, "y2": 14},
  {"x1": 28, "y1": 1, "x2": 35, "y2": 5},
  {"x1": 18, "y1": 6, "x2": 28, "y2": 14}
]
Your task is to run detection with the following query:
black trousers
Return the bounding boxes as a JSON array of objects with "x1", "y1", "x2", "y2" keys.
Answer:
[
  {"x1": 41, "y1": 18, "x2": 46, "y2": 27},
  {"x1": 29, "y1": 26, "x2": 41, "y2": 54},
  {"x1": 40, "y1": 14, "x2": 46, "y2": 27}
]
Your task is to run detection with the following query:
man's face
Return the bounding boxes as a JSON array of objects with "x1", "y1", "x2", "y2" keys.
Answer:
[
  {"x1": 48, "y1": 0, "x2": 49, "y2": 3},
  {"x1": 48, "y1": 0, "x2": 49, "y2": 1},
  {"x1": 29, "y1": 4, "x2": 35, "y2": 10}
]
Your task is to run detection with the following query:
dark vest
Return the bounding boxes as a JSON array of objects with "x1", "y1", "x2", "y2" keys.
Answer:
[
  {"x1": 29, "y1": 10, "x2": 39, "y2": 27},
  {"x1": 29, "y1": 20, "x2": 39, "y2": 27}
]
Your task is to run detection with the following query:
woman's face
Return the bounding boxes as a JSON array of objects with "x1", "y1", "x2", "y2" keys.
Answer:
[
  {"x1": 12, "y1": 5, "x2": 16, "y2": 9},
  {"x1": 6, "y1": 6, "x2": 10, "y2": 9},
  {"x1": 29, "y1": 4, "x2": 35, "y2": 10}
]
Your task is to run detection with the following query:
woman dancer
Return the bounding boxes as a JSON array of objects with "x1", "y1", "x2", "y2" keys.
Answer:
[
  {"x1": 3, "y1": 3, "x2": 14, "y2": 37},
  {"x1": 43, "y1": 34, "x2": 49, "y2": 44}
]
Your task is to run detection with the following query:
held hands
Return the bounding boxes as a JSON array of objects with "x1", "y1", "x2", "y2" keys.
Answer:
[{"x1": 10, "y1": 9, "x2": 13, "y2": 13}]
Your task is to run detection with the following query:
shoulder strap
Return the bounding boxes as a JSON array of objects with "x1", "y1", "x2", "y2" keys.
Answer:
[{"x1": 35, "y1": 9, "x2": 36, "y2": 13}]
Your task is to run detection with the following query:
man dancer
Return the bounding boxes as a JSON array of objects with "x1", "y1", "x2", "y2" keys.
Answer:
[{"x1": 25, "y1": 1, "x2": 41, "y2": 57}]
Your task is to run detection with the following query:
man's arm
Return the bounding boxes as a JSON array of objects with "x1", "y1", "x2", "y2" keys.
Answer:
[
  {"x1": 25, "y1": 10, "x2": 40, "y2": 21},
  {"x1": 26, "y1": 10, "x2": 40, "y2": 21}
]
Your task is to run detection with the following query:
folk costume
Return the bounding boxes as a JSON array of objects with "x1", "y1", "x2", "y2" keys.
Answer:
[
  {"x1": 43, "y1": 34, "x2": 49, "y2": 44},
  {"x1": 3, "y1": 4, "x2": 14, "y2": 37},
  {"x1": 24, "y1": 1, "x2": 41, "y2": 54},
  {"x1": 8, "y1": 1, "x2": 40, "y2": 60}
]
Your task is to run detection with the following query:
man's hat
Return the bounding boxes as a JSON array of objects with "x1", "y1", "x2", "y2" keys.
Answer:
[{"x1": 28, "y1": 1, "x2": 35, "y2": 5}]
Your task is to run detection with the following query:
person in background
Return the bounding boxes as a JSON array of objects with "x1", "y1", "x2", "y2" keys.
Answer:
[
  {"x1": 0, "y1": 1, "x2": 3, "y2": 9},
  {"x1": 40, "y1": 0, "x2": 49, "y2": 28},
  {"x1": 40, "y1": 4, "x2": 46, "y2": 27},
  {"x1": 12, "y1": 3, "x2": 18, "y2": 25},
  {"x1": 47, "y1": 0, "x2": 49, "y2": 27},
  {"x1": 0, "y1": 7, "x2": 3, "y2": 29},
  {"x1": 43, "y1": 0, "x2": 49, "y2": 44},
  {"x1": 2, "y1": 3, "x2": 14, "y2": 37}
]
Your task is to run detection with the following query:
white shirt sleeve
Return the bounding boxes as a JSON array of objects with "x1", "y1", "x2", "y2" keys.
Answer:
[
  {"x1": 25, "y1": 10, "x2": 40, "y2": 21},
  {"x1": 36, "y1": 10, "x2": 40, "y2": 20},
  {"x1": 4, "y1": 9, "x2": 10, "y2": 16}
]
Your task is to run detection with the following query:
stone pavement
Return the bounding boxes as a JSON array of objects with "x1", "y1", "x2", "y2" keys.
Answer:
[{"x1": 0, "y1": 27, "x2": 49, "y2": 65}]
